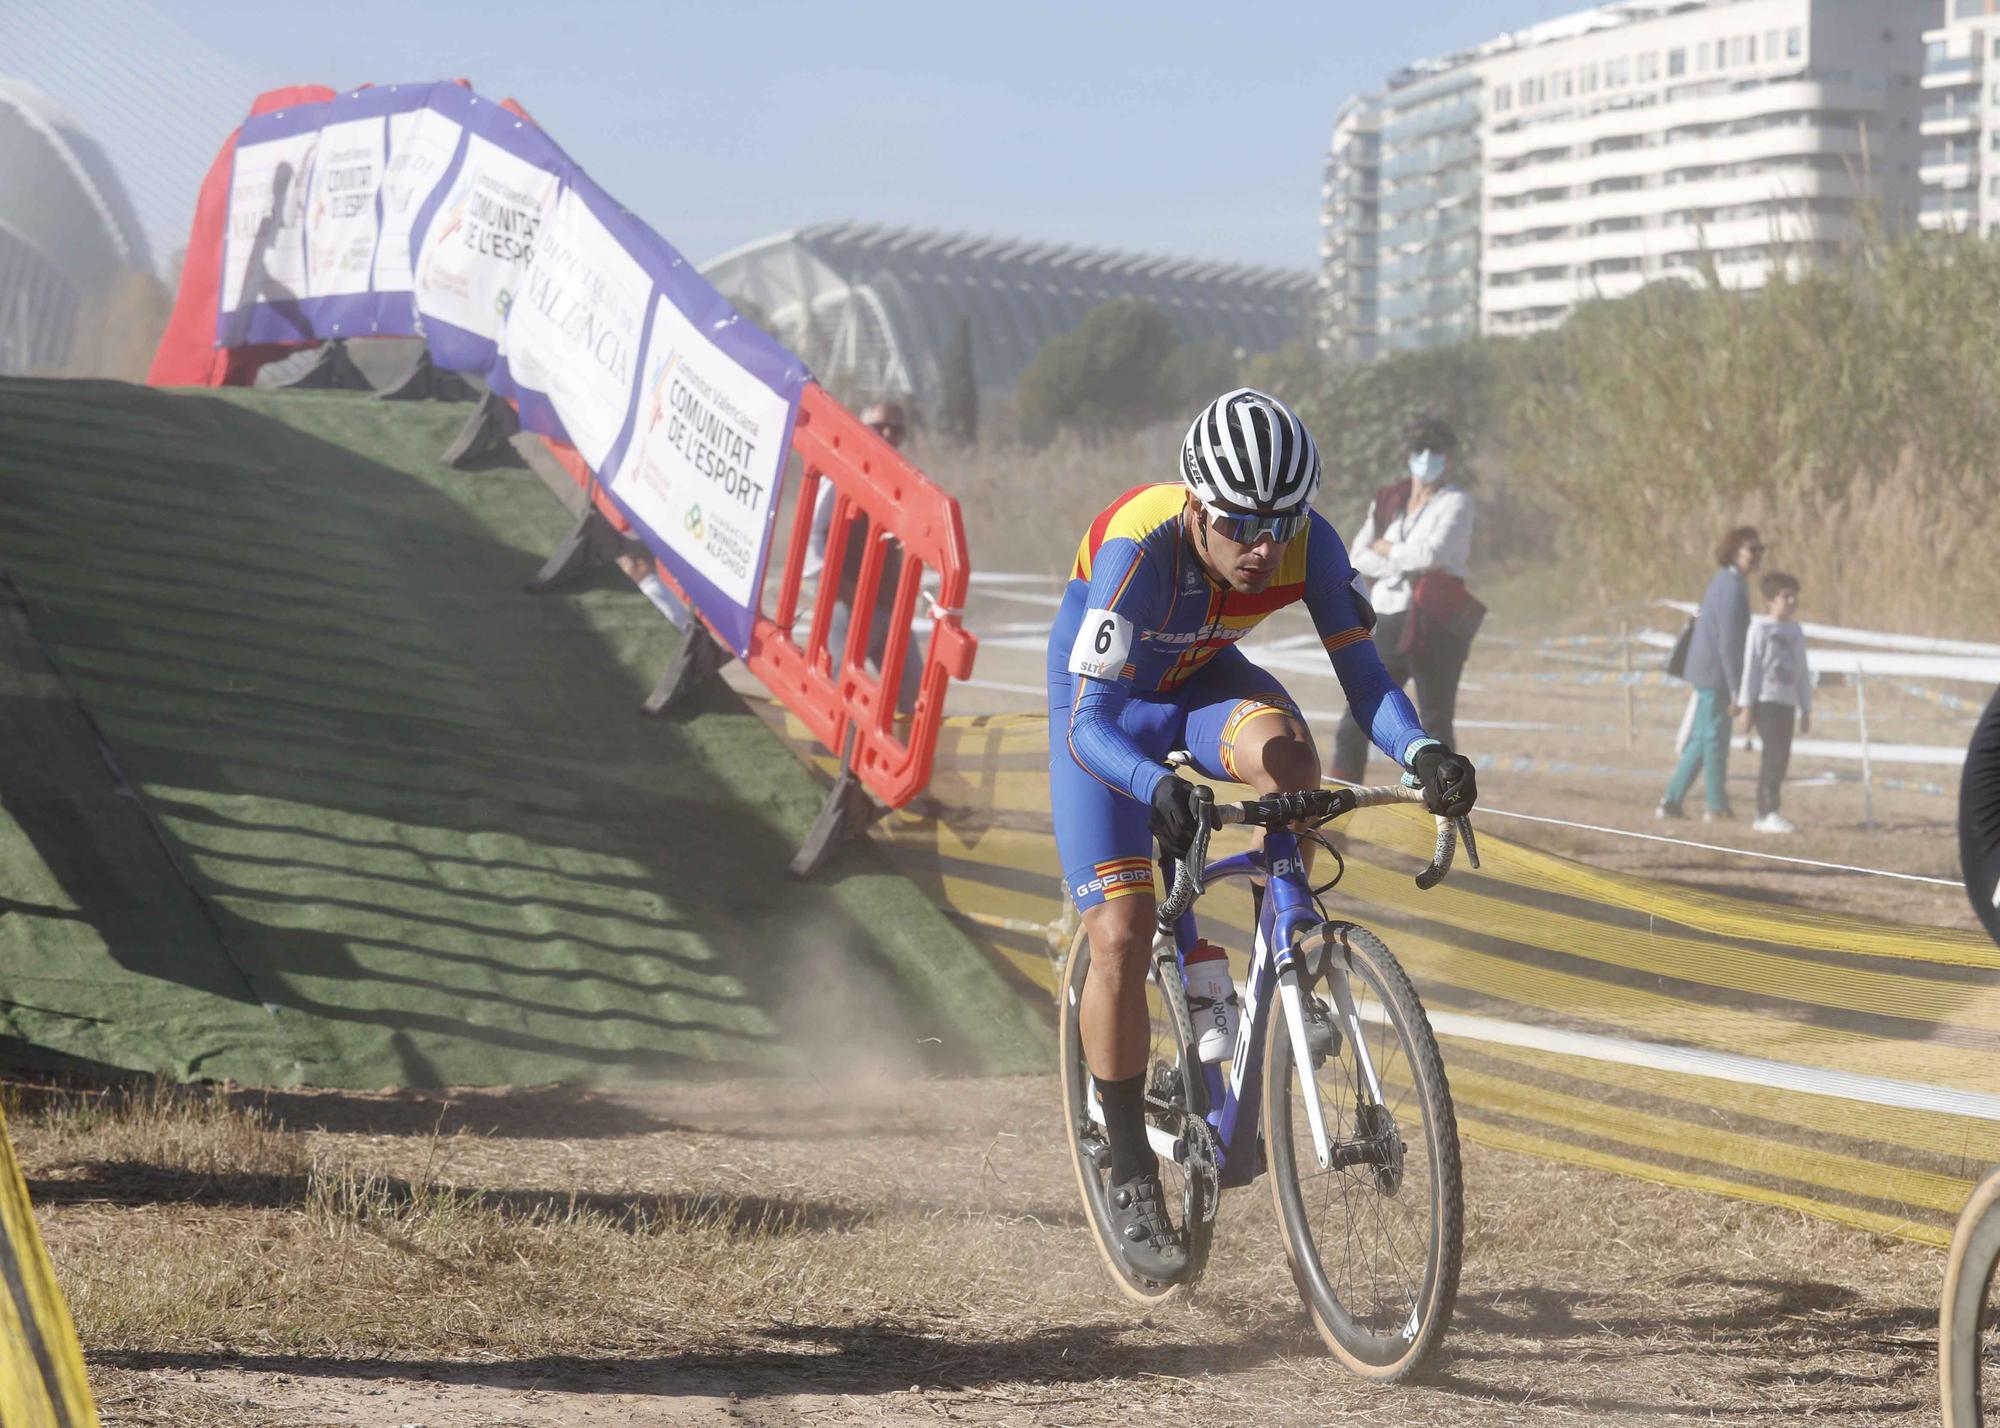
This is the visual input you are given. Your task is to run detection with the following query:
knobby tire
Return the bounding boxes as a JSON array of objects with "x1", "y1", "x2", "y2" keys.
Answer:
[{"x1": 1265, "y1": 921, "x2": 1463, "y2": 1380}]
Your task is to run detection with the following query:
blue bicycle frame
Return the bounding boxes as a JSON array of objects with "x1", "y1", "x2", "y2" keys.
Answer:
[{"x1": 1163, "y1": 824, "x2": 1325, "y2": 1191}]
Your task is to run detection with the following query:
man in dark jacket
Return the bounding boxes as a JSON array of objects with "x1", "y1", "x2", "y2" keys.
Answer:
[{"x1": 1658, "y1": 525, "x2": 1764, "y2": 821}]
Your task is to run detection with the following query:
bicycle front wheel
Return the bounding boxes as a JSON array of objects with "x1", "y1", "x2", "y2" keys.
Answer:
[
  {"x1": 1264, "y1": 921, "x2": 1462, "y2": 1380},
  {"x1": 1942, "y1": 1167, "x2": 2000, "y2": 1427}
]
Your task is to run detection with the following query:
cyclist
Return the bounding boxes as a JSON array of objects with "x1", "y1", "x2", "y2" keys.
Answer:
[{"x1": 1048, "y1": 387, "x2": 1478, "y2": 1283}]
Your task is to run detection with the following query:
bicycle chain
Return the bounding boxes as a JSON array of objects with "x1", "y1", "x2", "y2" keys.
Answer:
[{"x1": 1183, "y1": 1112, "x2": 1223, "y2": 1229}]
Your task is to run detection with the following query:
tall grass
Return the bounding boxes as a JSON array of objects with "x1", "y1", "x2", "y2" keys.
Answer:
[
  {"x1": 933, "y1": 423, "x2": 1184, "y2": 577},
  {"x1": 923, "y1": 233, "x2": 2000, "y2": 635},
  {"x1": 1498, "y1": 235, "x2": 2000, "y2": 634}
]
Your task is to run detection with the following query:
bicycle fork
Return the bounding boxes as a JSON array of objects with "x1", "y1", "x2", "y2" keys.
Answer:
[{"x1": 1283, "y1": 930, "x2": 1389, "y2": 1173}]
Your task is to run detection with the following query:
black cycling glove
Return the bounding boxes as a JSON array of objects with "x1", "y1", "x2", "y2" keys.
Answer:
[
  {"x1": 1411, "y1": 743, "x2": 1478, "y2": 820},
  {"x1": 1148, "y1": 776, "x2": 1208, "y2": 859}
]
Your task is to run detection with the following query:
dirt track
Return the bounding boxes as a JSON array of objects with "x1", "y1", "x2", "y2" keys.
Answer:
[{"x1": 25, "y1": 1074, "x2": 1941, "y2": 1427}]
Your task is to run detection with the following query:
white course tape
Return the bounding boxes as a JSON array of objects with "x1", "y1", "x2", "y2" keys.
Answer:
[
  {"x1": 1426, "y1": 1010, "x2": 2000, "y2": 1123},
  {"x1": 1655, "y1": 599, "x2": 2000, "y2": 659},
  {"x1": 969, "y1": 589, "x2": 1064, "y2": 610},
  {"x1": 1460, "y1": 803, "x2": 1963, "y2": 887},
  {"x1": 1631, "y1": 627, "x2": 1995, "y2": 683},
  {"x1": 1809, "y1": 648, "x2": 2000, "y2": 684},
  {"x1": 969, "y1": 572, "x2": 1064, "y2": 586},
  {"x1": 1791, "y1": 737, "x2": 1966, "y2": 768},
  {"x1": 956, "y1": 676, "x2": 1047, "y2": 697}
]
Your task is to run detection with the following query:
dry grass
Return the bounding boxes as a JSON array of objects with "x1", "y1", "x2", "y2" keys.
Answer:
[
  {"x1": 918, "y1": 423, "x2": 1184, "y2": 579},
  {"x1": 10, "y1": 1073, "x2": 1947, "y2": 1426}
]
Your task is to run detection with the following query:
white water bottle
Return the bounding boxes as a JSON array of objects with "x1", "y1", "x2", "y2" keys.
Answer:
[{"x1": 1183, "y1": 940, "x2": 1240, "y2": 1064}]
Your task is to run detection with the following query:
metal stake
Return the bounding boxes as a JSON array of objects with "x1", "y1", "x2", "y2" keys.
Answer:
[
  {"x1": 1855, "y1": 668, "x2": 1874, "y2": 832},
  {"x1": 1620, "y1": 620, "x2": 1635, "y2": 751}
]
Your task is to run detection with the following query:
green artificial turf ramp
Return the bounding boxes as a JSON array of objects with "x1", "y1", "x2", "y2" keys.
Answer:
[{"x1": 0, "y1": 378, "x2": 1045, "y2": 1087}]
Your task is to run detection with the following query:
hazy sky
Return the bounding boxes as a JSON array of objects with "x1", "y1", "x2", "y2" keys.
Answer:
[{"x1": 130, "y1": 0, "x2": 1580, "y2": 271}]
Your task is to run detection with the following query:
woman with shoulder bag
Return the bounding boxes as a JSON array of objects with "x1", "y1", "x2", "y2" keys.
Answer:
[
  {"x1": 1331, "y1": 413, "x2": 1483, "y2": 784},
  {"x1": 1656, "y1": 525, "x2": 1764, "y2": 822}
]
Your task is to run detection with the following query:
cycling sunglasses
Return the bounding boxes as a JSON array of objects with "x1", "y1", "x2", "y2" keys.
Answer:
[{"x1": 1205, "y1": 506, "x2": 1309, "y2": 544}]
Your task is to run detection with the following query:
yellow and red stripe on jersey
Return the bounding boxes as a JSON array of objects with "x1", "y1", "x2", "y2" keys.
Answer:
[
  {"x1": 1156, "y1": 532, "x2": 1316, "y2": 690},
  {"x1": 1217, "y1": 694, "x2": 1303, "y2": 782},
  {"x1": 1089, "y1": 856, "x2": 1155, "y2": 902},
  {"x1": 1071, "y1": 484, "x2": 1187, "y2": 586},
  {"x1": 1321, "y1": 626, "x2": 1370, "y2": 656}
]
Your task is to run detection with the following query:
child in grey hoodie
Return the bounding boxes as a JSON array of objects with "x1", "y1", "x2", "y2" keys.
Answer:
[{"x1": 1739, "y1": 572, "x2": 1812, "y2": 834}]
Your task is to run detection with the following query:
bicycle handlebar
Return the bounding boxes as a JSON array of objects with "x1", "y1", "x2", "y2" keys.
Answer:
[{"x1": 1156, "y1": 783, "x2": 1479, "y2": 928}]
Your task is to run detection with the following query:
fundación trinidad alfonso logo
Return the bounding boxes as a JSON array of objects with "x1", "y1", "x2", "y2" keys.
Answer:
[{"x1": 684, "y1": 505, "x2": 706, "y2": 543}]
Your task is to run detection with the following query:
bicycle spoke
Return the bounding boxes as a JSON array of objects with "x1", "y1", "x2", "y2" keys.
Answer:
[
  {"x1": 1288, "y1": 962, "x2": 1441, "y2": 1336},
  {"x1": 1268, "y1": 924, "x2": 1460, "y2": 1377}
]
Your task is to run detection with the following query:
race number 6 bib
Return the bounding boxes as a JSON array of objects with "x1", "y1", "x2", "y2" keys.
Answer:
[{"x1": 1068, "y1": 607, "x2": 1134, "y2": 681}]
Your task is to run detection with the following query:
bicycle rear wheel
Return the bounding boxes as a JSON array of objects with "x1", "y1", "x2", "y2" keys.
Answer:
[
  {"x1": 1057, "y1": 919, "x2": 1215, "y2": 1304},
  {"x1": 1264, "y1": 921, "x2": 1462, "y2": 1379},
  {"x1": 1942, "y1": 1167, "x2": 2000, "y2": 1427}
]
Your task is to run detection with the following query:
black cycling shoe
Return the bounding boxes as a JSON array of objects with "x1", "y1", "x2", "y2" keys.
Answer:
[{"x1": 1107, "y1": 1172, "x2": 1188, "y2": 1283}]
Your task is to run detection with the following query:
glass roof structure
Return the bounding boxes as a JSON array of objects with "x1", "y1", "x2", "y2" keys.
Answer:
[
  {"x1": 0, "y1": 77, "x2": 152, "y2": 375},
  {"x1": 700, "y1": 221, "x2": 1313, "y2": 410}
]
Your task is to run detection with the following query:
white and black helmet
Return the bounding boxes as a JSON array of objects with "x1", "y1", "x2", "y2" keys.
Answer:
[{"x1": 1179, "y1": 388, "x2": 1321, "y2": 516}]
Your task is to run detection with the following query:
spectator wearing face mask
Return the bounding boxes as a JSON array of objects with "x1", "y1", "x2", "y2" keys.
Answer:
[{"x1": 1330, "y1": 413, "x2": 1482, "y2": 786}]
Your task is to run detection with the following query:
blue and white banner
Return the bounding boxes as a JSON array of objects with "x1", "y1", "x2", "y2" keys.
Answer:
[{"x1": 213, "y1": 81, "x2": 808, "y2": 656}]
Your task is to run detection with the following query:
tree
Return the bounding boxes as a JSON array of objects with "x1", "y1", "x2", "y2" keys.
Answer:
[
  {"x1": 1015, "y1": 298, "x2": 1177, "y2": 443},
  {"x1": 1154, "y1": 336, "x2": 1241, "y2": 419},
  {"x1": 939, "y1": 313, "x2": 978, "y2": 443},
  {"x1": 60, "y1": 266, "x2": 174, "y2": 381}
]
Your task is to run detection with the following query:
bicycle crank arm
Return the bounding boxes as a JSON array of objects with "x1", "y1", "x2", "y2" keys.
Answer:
[{"x1": 1277, "y1": 968, "x2": 1335, "y2": 1170}]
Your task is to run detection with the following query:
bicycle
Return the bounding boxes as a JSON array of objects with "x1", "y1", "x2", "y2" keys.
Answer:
[
  {"x1": 1938, "y1": 687, "x2": 2000, "y2": 1427},
  {"x1": 1057, "y1": 770, "x2": 1474, "y2": 1380}
]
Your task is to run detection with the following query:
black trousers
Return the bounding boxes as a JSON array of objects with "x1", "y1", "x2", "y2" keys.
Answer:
[
  {"x1": 1331, "y1": 612, "x2": 1470, "y2": 783},
  {"x1": 1752, "y1": 701, "x2": 1796, "y2": 817}
]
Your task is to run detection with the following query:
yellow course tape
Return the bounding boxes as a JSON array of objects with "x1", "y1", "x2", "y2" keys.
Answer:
[
  {"x1": 1459, "y1": 1116, "x2": 1952, "y2": 1248},
  {"x1": 754, "y1": 700, "x2": 1994, "y2": 1242},
  {"x1": 0, "y1": 1102, "x2": 100, "y2": 1427}
]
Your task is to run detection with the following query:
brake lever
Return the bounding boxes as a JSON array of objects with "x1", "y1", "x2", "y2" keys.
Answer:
[
  {"x1": 1456, "y1": 816, "x2": 1481, "y2": 870},
  {"x1": 1156, "y1": 785, "x2": 1215, "y2": 928}
]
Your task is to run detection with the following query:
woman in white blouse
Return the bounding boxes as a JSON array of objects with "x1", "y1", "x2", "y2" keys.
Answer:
[{"x1": 1330, "y1": 414, "x2": 1479, "y2": 785}]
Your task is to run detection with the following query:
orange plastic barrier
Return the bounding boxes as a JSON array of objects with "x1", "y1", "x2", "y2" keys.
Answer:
[
  {"x1": 750, "y1": 384, "x2": 976, "y2": 809},
  {"x1": 552, "y1": 383, "x2": 975, "y2": 811}
]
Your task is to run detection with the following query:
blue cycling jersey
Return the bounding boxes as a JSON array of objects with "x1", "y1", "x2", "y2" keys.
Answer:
[{"x1": 1046, "y1": 483, "x2": 1430, "y2": 804}]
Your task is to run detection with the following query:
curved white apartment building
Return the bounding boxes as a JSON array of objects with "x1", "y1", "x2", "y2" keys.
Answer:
[{"x1": 1321, "y1": 0, "x2": 1921, "y2": 358}]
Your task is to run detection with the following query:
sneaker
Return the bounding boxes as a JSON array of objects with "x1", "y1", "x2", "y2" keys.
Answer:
[
  {"x1": 1701, "y1": 807, "x2": 1734, "y2": 824},
  {"x1": 1106, "y1": 1172, "x2": 1187, "y2": 1283},
  {"x1": 1752, "y1": 812, "x2": 1797, "y2": 835},
  {"x1": 1654, "y1": 801, "x2": 1684, "y2": 821}
]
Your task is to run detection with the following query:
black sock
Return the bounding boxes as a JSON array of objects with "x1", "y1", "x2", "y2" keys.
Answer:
[{"x1": 1094, "y1": 1073, "x2": 1157, "y2": 1184}]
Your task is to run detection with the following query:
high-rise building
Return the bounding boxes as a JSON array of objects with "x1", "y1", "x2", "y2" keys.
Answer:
[
  {"x1": 1319, "y1": 98, "x2": 1381, "y2": 362},
  {"x1": 1919, "y1": 1, "x2": 2000, "y2": 235},
  {"x1": 1319, "y1": 0, "x2": 1922, "y2": 361}
]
